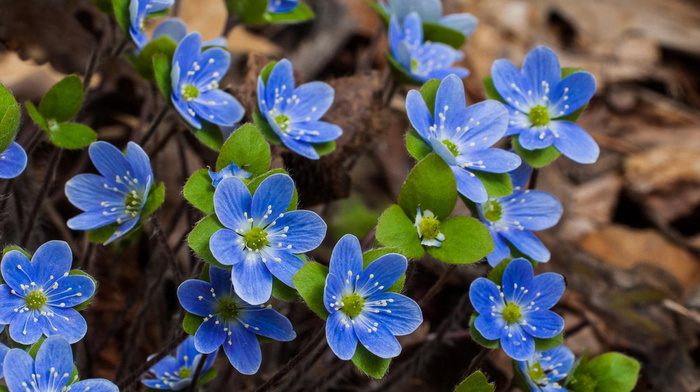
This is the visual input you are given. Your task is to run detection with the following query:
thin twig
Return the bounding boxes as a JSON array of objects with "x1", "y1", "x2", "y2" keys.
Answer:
[
  {"x1": 528, "y1": 168, "x2": 540, "y2": 190},
  {"x1": 140, "y1": 105, "x2": 170, "y2": 146},
  {"x1": 418, "y1": 264, "x2": 457, "y2": 306},
  {"x1": 117, "y1": 329, "x2": 188, "y2": 391},
  {"x1": 151, "y1": 216, "x2": 185, "y2": 283},
  {"x1": 110, "y1": 35, "x2": 130, "y2": 57},
  {"x1": 82, "y1": 46, "x2": 101, "y2": 90},
  {"x1": 187, "y1": 353, "x2": 209, "y2": 392},
  {"x1": 21, "y1": 148, "x2": 62, "y2": 246}
]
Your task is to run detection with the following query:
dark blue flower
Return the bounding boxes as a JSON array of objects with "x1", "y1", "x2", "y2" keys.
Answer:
[
  {"x1": 209, "y1": 174, "x2": 326, "y2": 305},
  {"x1": 209, "y1": 163, "x2": 252, "y2": 187},
  {"x1": 492, "y1": 46, "x2": 599, "y2": 164},
  {"x1": 406, "y1": 74, "x2": 522, "y2": 203},
  {"x1": 478, "y1": 163, "x2": 562, "y2": 266},
  {"x1": 267, "y1": 0, "x2": 298, "y2": 13},
  {"x1": 389, "y1": 13, "x2": 469, "y2": 83},
  {"x1": 0, "y1": 142, "x2": 27, "y2": 179},
  {"x1": 177, "y1": 266, "x2": 296, "y2": 375},
  {"x1": 152, "y1": 18, "x2": 227, "y2": 48},
  {"x1": 324, "y1": 235, "x2": 422, "y2": 360},
  {"x1": 257, "y1": 59, "x2": 342, "y2": 159},
  {"x1": 470, "y1": 258, "x2": 565, "y2": 361},
  {"x1": 171, "y1": 32, "x2": 245, "y2": 130},
  {"x1": 65, "y1": 141, "x2": 153, "y2": 244},
  {"x1": 518, "y1": 346, "x2": 575, "y2": 392},
  {"x1": 0, "y1": 241, "x2": 95, "y2": 345},
  {"x1": 382, "y1": 0, "x2": 478, "y2": 38},
  {"x1": 0, "y1": 343, "x2": 8, "y2": 378},
  {"x1": 129, "y1": 0, "x2": 175, "y2": 49},
  {"x1": 4, "y1": 336, "x2": 118, "y2": 392},
  {"x1": 142, "y1": 336, "x2": 217, "y2": 390}
]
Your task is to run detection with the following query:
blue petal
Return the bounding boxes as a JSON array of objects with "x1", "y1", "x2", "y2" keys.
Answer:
[
  {"x1": 435, "y1": 74, "x2": 467, "y2": 115},
  {"x1": 209, "y1": 265, "x2": 235, "y2": 296},
  {"x1": 48, "y1": 275, "x2": 95, "y2": 308},
  {"x1": 518, "y1": 126, "x2": 556, "y2": 150},
  {"x1": 1, "y1": 250, "x2": 34, "y2": 291},
  {"x1": 32, "y1": 240, "x2": 72, "y2": 288},
  {"x1": 105, "y1": 216, "x2": 140, "y2": 244},
  {"x1": 452, "y1": 166, "x2": 488, "y2": 203},
  {"x1": 153, "y1": 18, "x2": 187, "y2": 42},
  {"x1": 260, "y1": 248, "x2": 304, "y2": 288},
  {"x1": 523, "y1": 310, "x2": 563, "y2": 339},
  {"x1": 285, "y1": 81, "x2": 335, "y2": 121},
  {"x1": 458, "y1": 148, "x2": 521, "y2": 173},
  {"x1": 402, "y1": 12, "x2": 425, "y2": 47},
  {"x1": 142, "y1": 379, "x2": 171, "y2": 390},
  {"x1": 0, "y1": 142, "x2": 27, "y2": 179},
  {"x1": 70, "y1": 379, "x2": 119, "y2": 392},
  {"x1": 213, "y1": 177, "x2": 252, "y2": 230},
  {"x1": 540, "y1": 346, "x2": 575, "y2": 380},
  {"x1": 231, "y1": 259, "x2": 272, "y2": 305},
  {"x1": 177, "y1": 279, "x2": 216, "y2": 316},
  {"x1": 267, "y1": 0, "x2": 298, "y2": 13},
  {"x1": 491, "y1": 59, "x2": 534, "y2": 112},
  {"x1": 194, "y1": 317, "x2": 226, "y2": 353},
  {"x1": 257, "y1": 77, "x2": 269, "y2": 112},
  {"x1": 8, "y1": 311, "x2": 42, "y2": 344},
  {"x1": 486, "y1": 230, "x2": 511, "y2": 267},
  {"x1": 430, "y1": 136, "x2": 458, "y2": 166},
  {"x1": 150, "y1": 0, "x2": 175, "y2": 13},
  {"x1": 40, "y1": 307, "x2": 87, "y2": 343},
  {"x1": 210, "y1": 230, "x2": 247, "y2": 267},
  {"x1": 501, "y1": 229, "x2": 551, "y2": 263},
  {"x1": 88, "y1": 142, "x2": 131, "y2": 184},
  {"x1": 469, "y1": 277, "x2": 505, "y2": 315},
  {"x1": 550, "y1": 71, "x2": 596, "y2": 117},
  {"x1": 328, "y1": 235, "x2": 364, "y2": 286},
  {"x1": 191, "y1": 90, "x2": 245, "y2": 127},
  {"x1": 439, "y1": 14, "x2": 478, "y2": 37},
  {"x1": 288, "y1": 121, "x2": 342, "y2": 143},
  {"x1": 356, "y1": 253, "x2": 407, "y2": 298},
  {"x1": 171, "y1": 92, "x2": 202, "y2": 129},
  {"x1": 3, "y1": 348, "x2": 35, "y2": 392},
  {"x1": 508, "y1": 161, "x2": 533, "y2": 190},
  {"x1": 280, "y1": 136, "x2": 320, "y2": 160},
  {"x1": 251, "y1": 173, "x2": 294, "y2": 226},
  {"x1": 364, "y1": 292, "x2": 422, "y2": 335},
  {"x1": 204, "y1": 37, "x2": 228, "y2": 48},
  {"x1": 388, "y1": 16, "x2": 405, "y2": 60},
  {"x1": 0, "y1": 285, "x2": 24, "y2": 323},
  {"x1": 67, "y1": 210, "x2": 119, "y2": 231},
  {"x1": 473, "y1": 313, "x2": 506, "y2": 341},
  {"x1": 177, "y1": 336, "x2": 197, "y2": 365},
  {"x1": 35, "y1": 336, "x2": 74, "y2": 390},
  {"x1": 222, "y1": 322, "x2": 262, "y2": 375},
  {"x1": 503, "y1": 190, "x2": 562, "y2": 230},
  {"x1": 522, "y1": 46, "x2": 561, "y2": 102},
  {"x1": 353, "y1": 314, "x2": 402, "y2": 359},
  {"x1": 550, "y1": 121, "x2": 599, "y2": 164},
  {"x1": 125, "y1": 142, "x2": 153, "y2": 185},
  {"x1": 325, "y1": 311, "x2": 358, "y2": 360},
  {"x1": 193, "y1": 47, "x2": 230, "y2": 87},
  {"x1": 425, "y1": 66, "x2": 470, "y2": 81},
  {"x1": 0, "y1": 343, "x2": 8, "y2": 378},
  {"x1": 65, "y1": 173, "x2": 124, "y2": 211},
  {"x1": 172, "y1": 32, "x2": 203, "y2": 85},
  {"x1": 265, "y1": 59, "x2": 295, "y2": 110},
  {"x1": 501, "y1": 258, "x2": 535, "y2": 303},
  {"x1": 449, "y1": 100, "x2": 509, "y2": 149},
  {"x1": 239, "y1": 307, "x2": 295, "y2": 341},
  {"x1": 528, "y1": 272, "x2": 566, "y2": 310},
  {"x1": 405, "y1": 90, "x2": 434, "y2": 142},
  {"x1": 323, "y1": 274, "x2": 348, "y2": 313},
  {"x1": 268, "y1": 210, "x2": 326, "y2": 253},
  {"x1": 500, "y1": 324, "x2": 535, "y2": 361}
]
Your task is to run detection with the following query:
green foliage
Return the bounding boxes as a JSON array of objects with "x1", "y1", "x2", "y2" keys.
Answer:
[
  {"x1": 469, "y1": 314, "x2": 499, "y2": 349},
  {"x1": 216, "y1": 123, "x2": 271, "y2": 174},
  {"x1": 423, "y1": 23, "x2": 465, "y2": 49},
  {"x1": 188, "y1": 215, "x2": 227, "y2": 267},
  {"x1": 534, "y1": 332, "x2": 563, "y2": 351},
  {"x1": 385, "y1": 53, "x2": 420, "y2": 86},
  {"x1": 39, "y1": 75, "x2": 84, "y2": 123},
  {"x1": 454, "y1": 371, "x2": 495, "y2": 392},
  {"x1": 112, "y1": 0, "x2": 130, "y2": 32},
  {"x1": 253, "y1": 110, "x2": 281, "y2": 145},
  {"x1": 263, "y1": 3, "x2": 315, "y2": 23},
  {"x1": 191, "y1": 121, "x2": 225, "y2": 151},
  {"x1": 88, "y1": 223, "x2": 119, "y2": 244},
  {"x1": 328, "y1": 196, "x2": 382, "y2": 240},
  {"x1": 472, "y1": 171, "x2": 512, "y2": 198},
  {"x1": 25, "y1": 101, "x2": 46, "y2": 130},
  {"x1": 132, "y1": 36, "x2": 178, "y2": 80},
  {"x1": 406, "y1": 128, "x2": 432, "y2": 161},
  {"x1": 568, "y1": 353, "x2": 640, "y2": 392},
  {"x1": 183, "y1": 169, "x2": 216, "y2": 214},
  {"x1": 351, "y1": 344, "x2": 391, "y2": 379},
  {"x1": 152, "y1": 54, "x2": 172, "y2": 99},
  {"x1": 427, "y1": 216, "x2": 493, "y2": 264},
  {"x1": 48, "y1": 123, "x2": 97, "y2": 150},
  {"x1": 141, "y1": 182, "x2": 166, "y2": 219},
  {"x1": 375, "y1": 204, "x2": 425, "y2": 259},
  {"x1": 0, "y1": 83, "x2": 20, "y2": 152},
  {"x1": 224, "y1": 0, "x2": 267, "y2": 24},
  {"x1": 2, "y1": 246, "x2": 31, "y2": 259},
  {"x1": 512, "y1": 136, "x2": 561, "y2": 168},
  {"x1": 183, "y1": 312, "x2": 204, "y2": 335},
  {"x1": 272, "y1": 276, "x2": 300, "y2": 301},
  {"x1": 398, "y1": 153, "x2": 457, "y2": 220},
  {"x1": 482, "y1": 76, "x2": 504, "y2": 103},
  {"x1": 198, "y1": 367, "x2": 218, "y2": 386},
  {"x1": 292, "y1": 261, "x2": 330, "y2": 319},
  {"x1": 420, "y1": 79, "x2": 441, "y2": 116}
]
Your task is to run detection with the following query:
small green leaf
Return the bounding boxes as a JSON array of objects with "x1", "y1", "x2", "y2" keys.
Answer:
[
  {"x1": 351, "y1": 344, "x2": 391, "y2": 379},
  {"x1": 247, "y1": 168, "x2": 298, "y2": 211},
  {"x1": 253, "y1": 109, "x2": 281, "y2": 145},
  {"x1": 512, "y1": 136, "x2": 561, "y2": 168},
  {"x1": 2, "y1": 246, "x2": 31, "y2": 259},
  {"x1": 259, "y1": 61, "x2": 277, "y2": 84},
  {"x1": 263, "y1": 3, "x2": 315, "y2": 23},
  {"x1": 88, "y1": 223, "x2": 119, "y2": 244},
  {"x1": 375, "y1": 204, "x2": 425, "y2": 259},
  {"x1": 362, "y1": 247, "x2": 405, "y2": 293},
  {"x1": 48, "y1": 122, "x2": 97, "y2": 150},
  {"x1": 472, "y1": 171, "x2": 512, "y2": 198},
  {"x1": 216, "y1": 123, "x2": 271, "y2": 174},
  {"x1": 423, "y1": 23, "x2": 465, "y2": 49},
  {"x1": 198, "y1": 367, "x2": 218, "y2": 386},
  {"x1": 132, "y1": 36, "x2": 178, "y2": 80},
  {"x1": 272, "y1": 276, "x2": 300, "y2": 301},
  {"x1": 152, "y1": 54, "x2": 172, "y2": 99},
  {"x1": 427, "y1": 216, "x2": 493, "y2": 264},
  {"x1": 405, "y1": 128, "x2": 432, "y2": 161},
  {"x1": 420, "y1": 79, "x2": 441, "y2": 116},
  {"x1": 183, "y1": 169, "x2": 216, "y2": 214},
  {"x1": 385, "y1": 53, "x2": 421, "y2": 86},
  {"x1": 25, "y1": 101, "x2": 47, "y2": 131},
  {"x1": 191, "y1": 121, "x2": 224, "y2": 151},
  {"x1": 188, "y1": 215, "x2": 227, "y2": 267},
  {"x1": 69, "y1": 270, "x2": 97, "y2": 311},
  {"x1": 582, "y1": 353, "x2": 640, "y2": 392},
  {"x1": 141, "y1": 182, "x2": 166, "y2": 219},
  {"x1": 454, "y1": 371, "x2": 495, "y2": 392},
  {"x1": 225, "y1": 0, "x2": 267, "y2": 24},
  {"x1": 292, "y1": 261, "x2": 329, "y2": 319},
  {"x1": 0, "y1": 84, "x2": 20, "y2": 152},
  {"x1": 482, "y1": 76, "x2": 505, "y2": 104},
  {"x1": 39, "y1": 75, "x2": 84, "y2": 123},
  {"x1": 469, "y1": 314, "x2": 499, "y2": 349},
  {"x1": 533, "y1": 332, "x2": 563, "y2": 351},
  {"x1": 112, "y1": 0, "x2": 130, "y2": 32},
  {"x1": 183, "y1": 312, "x2": 204, "y2": 335},
  {"x1": 398, "y1": 153, "x2": 457, "y2": 220},
  {"x1": 311, "y1": 140, "x2": 336, "y2": 157}
]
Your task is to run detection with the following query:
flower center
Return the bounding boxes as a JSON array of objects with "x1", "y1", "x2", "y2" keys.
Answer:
[
  {"x1": 25, "y1": 290, "x2": 48, "y2": 310},
  {"x1": 182, "y1": 84, "x2": 200, "y2": 101},
  {"x1": 502, "y1": 302, "x2": 522, "y2": 324},
  {"x1": 341, "y1": 293, "x2": 365, "y2": 318},
  {"x1": 244, "y1": 227, "x2": 270, "y2": 251},
  {"x1": 178, "y1": 367, "x2": 192, "y2": 379},
  {"x1": 410, "y1": 58, "x2": 420, "y2": 73},
  {"x1": 47, "y1": 118, "x2": 60, "y2": 132},
  {"x1": 529, "y1": 105, "x2": 550, "y2": 126},
  {"x1": 418, "y1": 215, "x2": 442, "y2": 240},
  {"x1": 216, "y1": 298, "x2": 240, "y2": 321},
  {"x1": 124, "y1": 190, "x2": 143, "y2": 217},
  {"x1": 441, "y1": 140, "x2": 460, "y2": 157},
  {"x1": 483, "y1": 200, "x2": 502, "y2": 222},
  {"x1": 528, "y1": 363, "x2": 548, "y2": 386},
  {"x1": 273, "y1": 114, "x2": 291, "y2": 131}
]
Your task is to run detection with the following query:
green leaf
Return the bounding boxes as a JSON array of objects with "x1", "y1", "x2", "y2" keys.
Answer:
[
  {"x1": 427, "y1": 216, "x2": 493, "y2": 264},
  {"x1": 253, "y1": 109, "x2": 281, "y2": 145},
  {"x1": 183, "y1": 169, "x2": 216, "y2": 214},
  {"x1": 132, "y1": 36, "x2": 178, "y2": 80},
  {"x1": 351, "y1": 344, "x2": 391, "y2": 379},
  {"x1": 533, "y1": 331, "x2": 563, "y2": 351},
  {"x1": 292, "y1": 261, "x2": 329, "y2": 319},
  {"x1": 398, "y1": 153, "x2": 457, "y2": 220},
  {"x1": 259, "y1": 61, "x2": 277, "y2": 84},
  {"x1": 25, "y1": 101, "x2": 47, "y2": 131},
  {"x1": 216, "y1": 123, "x2": 271, "y2": 174},
  {"x1": 183, "y1": 312, "x2": 204, "y2": 335},
  {"x1": 423, "y1": 23, "x2": 465, "y2": 49},
  {"x1": 469, "y1": 314, "x2": 499, "y2": 349},
  {"x1": 88, "y1": 223, "x2": 119, "y2": 244},
  {"x1": 454, "y1": 371, "x2": 495, "y2": 392},
  {"x1": 472, "y1": 171, "x2": 512, "y2": 198},
  {"x1": 486, "y1": 257, "x2": 511, "y2": 284},
  {"x1": 191, "y1": 121, "x2": 224, "y2": 151},
  {"x1": 405, "y1": 128, "x2": 432, "y2": 161},
  {"x1": 2, "y1": 246, "x2": 31, "y2": 259},
  {"x1": 512, "y1": 136, "x2": 561, "y2": 168},
  {"x1": 225, "y1": 0, "x2": 267, "y2": 24},
  {"x1": 141, "y1": 182, "x2": 166, "y2": 219},
  {"x1": 152, "y1": 54, "x2": 172, "y2": 99},
  {"x1": 385, "y1": 53, "x2": 421, "y2": 86},
  {"x1": 39, "y1": 75, "x2": 84, "y2": 123},
  {"x1": 48, "y1": 122, "x2": 97, "y2": 149},
  {"x1": 272, "y1": 276, "x2": 300, "y2": 301},
  {"x1": 69, "y1": 270, "x2": 97, "y2": 311},
  {"x1": 375, "y1": 204, "x2": 425, "y2": 259},
  {"x1": 362, "y1": 247, "x2": 405, "y2": 293},
  {"x1": 420, "y1": 79, "x2": 441, "y2": 116},
  {"x1": 263, "y1": 3, "x2": 315, "y2": 23},
  {"x1": 188, "y1": 215, "x2": 227, "y2": 267},
  {"x1": 311, "y1": 140, "x2": 336, "y2": 157},
  {"x1": 0, "y1": 83, "x2": 20, "y2": 152},
  {"x1": 583, "y1": 353, "x2": 640, "y2": 392},
  {"x1": 247, "y1": 168, "x2": 298, "y2": 211},
  {"x1": 198, "y1": 367, "x2": 218, "y2": 386},
  {"x1": 482, "y1": 76, "x2": 505, "y2": 103},
  {"x1": 112, "y1": 0, "x2": 130, "y2": 32}
]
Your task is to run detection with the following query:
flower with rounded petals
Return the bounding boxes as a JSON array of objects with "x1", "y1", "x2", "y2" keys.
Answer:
[
  {"x1": 171, "y1": 32, "x2": 245, "y2": 130},
  {"x1": 65, "y1": 141, "x2": 153, "y2": 244},
  {"x1": 324, "y1": 235, "x2": 423, "y2": 360},
  {"x1": 0, "y1": 142, "x2": 27, "y2": 179},
  {"x1": 4, "y1": 336, "x2": 118, "y2": 392},
  {"x1": 209, "y1": 162, "x2": 251, "y2": 187},
  {"x1": 406, "y1": 74, "x2": 522, "y2": 203},
  {"x1": 129, "y1": 0, "x2": 174, "y2": 49},
  {"x1": 382, "y1": 0, "x2": 478, "y2": 38},
  {"x1": 389, "y1": 13, "x2": 469, "y2": 83},
  {"x1": 492, "y1": 46, "x2": 598, "y2": 164},
  {"x1": 257, "y1": 59, "x2": 342, "y2": 160},
  {"x1": 177, "y1": 266, "x2": 295, "y2": 374},
  {"x1": 209, "y1": 173, "x2": 326, "y2": 305},
  {"x1": 0, "y1": 241, "x2": 95, "y2": 345},
  {"x1": 469, "y1": 258, "x2": 565, "y2": 361},
  {"x1": 268, "y1": 0, "x2": 298, "y2": 13},
  {"x1": 518, "y1": 346, "x2": 575, "y2": 392},
  {"x1": 142, "y1": 336, "x2": 217, "y2": 390},
  {"x1": 478, "y1": 164, "x2": 562, "y2": 266},
  {"x1": 152, "y1": 18, "x2": 227, "y2": 48}
]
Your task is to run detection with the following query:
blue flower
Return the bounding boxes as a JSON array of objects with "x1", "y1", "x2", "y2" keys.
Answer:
[
  {"x1": 478, "y1": 163, "x2": 562, "y2": 266},
  {"x1": 171, "y1": 32, "x2": 245, "y2": 130},
  {"x1": 0, "y1": 241, "x2": 95, "y2": 345},
  {"x1": 492, "y1": 46, "x2": 599, "y2": 164},
  {"x1": 4, "y1": 336, "x2": 118, "y2": 392},
  {"x1": 152, "y1": 18, "x2": 227, "y2": 48},
  {"x1": 406, "y1": 74, "x2": 522, "y2": 203},
  {"x1": 388, "y1": 13, "x2": 469, "y2": 83},
  {"x1": 414, "y1": 208, "x2": 445, "y2": 247},
  {"x1": 267, "y1": 0, "x2": 299, "y2": 13},
  {"x1": 0, "y1": 343, "x2": 8, "y2": 378},
  {"x1": 177, "y1": 266, "x2": 296, "y2": 375},
  {"x1": 209, "y1": 163, "x2": 252, "y2": 187},
  {"x1": 209, "y1": 174, "x2": 326, "y2": 305},
  {"x1": 518, "y1": 346, "x2": 575, "y2": 392},
  {"x1": 0, "y1": 142, "x2": 27, "y2": 179},
  {"x1": 257, "y1": 59, "x2": 342, "y2": 159},
  {"x1": 142, "y1": 336, "x2": 218, "y2": 390},
  {"x1": 469, "y1": 258, "x2": 565, "y2": 361},
  {"x1": 324, "y1": 235, "x2": 423, "y2": 360},
  {"x1": 65, "y1": 141, "x2": 153, "y2": 244},
  {"x1": 129, "y1": 0, "x2": 175, "y2": 49},
  {"x1": 382, "y1": 0, "x2": 478, "y2": 38}
]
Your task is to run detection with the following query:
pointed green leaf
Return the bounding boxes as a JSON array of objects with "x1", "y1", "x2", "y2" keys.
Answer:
[
  {"x1": 132, "y1": 36, "x2": 178, "y2": 80},
  {"x1": 263, "y1": 3, "x2": 315, "y2": 23},
  {"x1": 512, "y1": 136, "x2": 561, "y2": 168},
  {"x1": 25, "y1": 101, "x2": 47, "y2": 131},
  {"x1": 198, "y1": 367, "x2": 218, "y2": 386},
  {"x1": 216, "y1": 123, "x2": 271, "y2": 174},
  {"x1": 406, "y1": 128, "x2": 432, "y2": 161},
  {"x1": 141, "y1": 182, "x2": 166, "y2": 219},
  {"x1": 183, "y1": 169, "x2": 216, "y2": 214},
  {"x1": 292, "y1": 261, "x2": 329, "y2": 319},
  {"x1": 398, "y1": 153, "x2": 457, "y2": 220},
  {"x1": 272, "y1": 276, "x2": 300, "y2": 301},
  {"x1": 87, "y1": 223, "x2": 119, "y2": 244},
  {"x1": 427, "y1": 216, "x2": 492, "y2": 264},
  {"x1": 153, "y1": 54, "x2": 172, "y2": 99},
  {"x1": 351, "y1": 344, "x2": 391, "y2": 379},
  {"x1": 39, "y1": 75, "x2": 84, "y2": 123},
  {"x1": 2, "y1": 246, "x2": 31, "y2": 259},
  {"x1": 533, "y1": 332, "x2": 563, "y2": 352},
  {"x1": 420, "y1": 79, "x2": 441, "y2": 116},
  {"x1": 375, "y1": 204, "x2": 425, "y2": 259},
  {"x1": 191, "y1": 121, "x2": 224, "y2": 151},
  {"x1": 311, "y1": 140, "x2": 336, "y2": 157},
  {"x1": 188, "y1": 215, "x2": 227, "y2": 267},
  {"x1": 183, "y1": 312, "x2": 204, "y2": 335},
  {"x1": 0, "y1": 84, "x2": 20, "y2": 152},
  {"x1": 423, "y1": 23, "x2": 465, "y2": 49},
  {"x1": 482, "y1": 76, "x2": 505, "y2": 103},
  {"x1": 253, "y1": 109, "x2": 281, "y2": 145},
  {"x1": 112, "y1": 0, "x2": 130, "y2": 32},
  {"x1": 48, "y1": 122, "x2": 97, "y2": 149},
  {"x1": 472, "y1": 171, "x2": 512, "y2": 198},
  {"x1": 454, "y1": 371, "x2": 495, "y2": 392}
]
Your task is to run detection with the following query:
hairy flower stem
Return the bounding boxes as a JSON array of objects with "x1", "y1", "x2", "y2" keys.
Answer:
[
  {"x1": 21, "y1": 148, "x2": 62, "y2": 246},
  {"x1": 187, "y1": 353, "x2": 209, "y2": 392},
  {"x1": 140, "y1": 105, "x2": 170, "y2": 146}
]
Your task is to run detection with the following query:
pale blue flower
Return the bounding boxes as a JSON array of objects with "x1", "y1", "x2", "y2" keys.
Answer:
[{"x1": 382, "y1": 0, "x2": 478, "y2": 38}]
